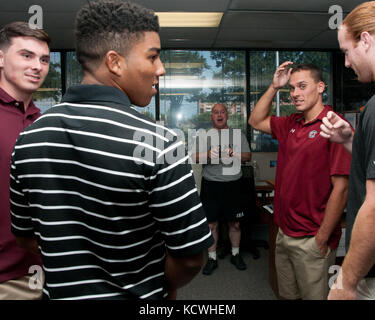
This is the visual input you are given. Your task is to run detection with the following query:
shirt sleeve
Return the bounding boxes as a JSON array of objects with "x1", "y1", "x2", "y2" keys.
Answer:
[
  {"x1": 329, "y1": 128, "x2": 352, "y2": 177},
  {"x1": 149, "y1": 133, "x2": 213, "y2": 258},
  {"x1": 9, "y1": 147, "x2": 35, "y2": 238},
  {"x1": 270, "y1": 114, "x2": 294, "y2": 142}
]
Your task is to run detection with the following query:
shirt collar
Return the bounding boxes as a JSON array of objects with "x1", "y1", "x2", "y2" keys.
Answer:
[
  {"x1": 299, "y1": 105, "x2": 332, "y2": 125},
  {"x1": 61, "y1": 84, "x2": 132, "y2": 109},
  {"x1": 0, "y1": 87, "x2": 37, "y2": 113}
]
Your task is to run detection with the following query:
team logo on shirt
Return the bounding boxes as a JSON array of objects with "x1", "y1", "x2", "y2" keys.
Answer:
[
  {"x1": 290, "y1": 128, "x2": 296, "y2": 134},
  {"x1": 309, "y1": 130, "x2": 318, "y2": 138}
]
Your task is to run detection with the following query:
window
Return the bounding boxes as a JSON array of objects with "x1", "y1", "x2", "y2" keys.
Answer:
[
  {"x1": 334, "y1": 53, "x2": 375, "y2": 113},
  {"x1": 33, "y1": 52, "x2": 62, "y2": 113},
  {"x1": 66, "y1": 51, "x2": 82, "y2": 89},
  {"x1": 159, "y1": 50, "x2": 246, "y2": 151},
  {"x1": 249, "y1": 51, "x2": 332, "y2": 152}
]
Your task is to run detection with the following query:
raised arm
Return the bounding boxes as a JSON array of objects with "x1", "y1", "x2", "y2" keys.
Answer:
[
  {"x1": 320, "y1": 111, "x2": 354, "y2": 154},
  {"x1": 249, "y1": 61, "x2": 293, "y2": 134}
]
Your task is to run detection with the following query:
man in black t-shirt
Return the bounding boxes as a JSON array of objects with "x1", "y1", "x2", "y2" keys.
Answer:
[{"x1": 320, "y1": 1, "x2": 375, "y2": 300}]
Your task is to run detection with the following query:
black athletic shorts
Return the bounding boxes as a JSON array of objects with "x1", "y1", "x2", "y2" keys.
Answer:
[{"x1": 200, "y1": 177, "x2": 245, "y2": 223}]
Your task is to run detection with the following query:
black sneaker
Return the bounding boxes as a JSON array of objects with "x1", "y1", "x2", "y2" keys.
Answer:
[
  {"x1": 202, "y1": 258, "x2": 218, "y2": 275},
  {"x1": 230, "y1": 254, "x2": 247, "y2": 270}
]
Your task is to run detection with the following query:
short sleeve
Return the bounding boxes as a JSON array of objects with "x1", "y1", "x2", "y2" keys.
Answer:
[
  {"x1": 270, "y1": 114, "x2": 294, "y2": 142},
  {"x1": 10, "y1": 149, "x2": 35, "y2": 238},
  {"x1": 329, "y1": 141, "x2": 351, "y2": 176},
  {"x1": 149, "y1": 135, "x2": 213, "y2": 257},
  {"x1": 240, "y1": 132, "x2": 250, "y2": 153}
]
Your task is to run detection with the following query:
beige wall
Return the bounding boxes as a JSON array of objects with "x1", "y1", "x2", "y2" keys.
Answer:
[{"x1": 251, "y1": 152, "x2": 277, "y2": 181}]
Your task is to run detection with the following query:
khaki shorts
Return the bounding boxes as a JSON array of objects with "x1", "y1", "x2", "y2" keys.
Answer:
[
  {"x1": 275, "y1": 228, "x2": 337, "y2": 300},
  {"x1": 0, "y1": 273, "x2": 44, "y2": 300}
]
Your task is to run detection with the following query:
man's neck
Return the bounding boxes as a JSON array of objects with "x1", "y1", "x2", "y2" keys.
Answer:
[
  {"x1": 0, "y1": 82, "x2": 33, "y2": 111},
  {"x1": 213, "y1": 125, "x2": 229, "y2": 131},
  {"x1": 303, "y1": 103, "x2": 325, "y2": 124}
]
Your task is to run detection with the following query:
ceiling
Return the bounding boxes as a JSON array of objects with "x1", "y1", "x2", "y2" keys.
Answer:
[{"x1": 0, "y1": 0, "x2": 365, "y2": 50}]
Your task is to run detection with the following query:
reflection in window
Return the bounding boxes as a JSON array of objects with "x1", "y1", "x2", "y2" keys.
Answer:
[
  {"x1": 34, "y1": 52, "x2": 62, "y2": 113},
  {"x1": 249, "y1": 51, "x2": 332, "y2": 152},
  {"x1": 132, "y1": 100, "x2": 156, "y2": 120},
  {"x1": 66, "y1": 51, "x2": 82, "y2": 89},
  {"x1": 159, "y1": 50, "x2": 246, "y2": 151}
]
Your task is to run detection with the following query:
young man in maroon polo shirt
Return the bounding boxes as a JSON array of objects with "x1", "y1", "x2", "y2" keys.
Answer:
[
  {"x1": 249, "y1": 62, "x2": 351, "y2": 300},
  {"x1": 0, "y1": 21, "x2": 50, "y2": 299}
]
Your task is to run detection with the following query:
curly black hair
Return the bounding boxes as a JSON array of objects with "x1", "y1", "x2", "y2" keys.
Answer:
[{"x1": 75, "y1": 0, "x2": 159, "y2": 72}]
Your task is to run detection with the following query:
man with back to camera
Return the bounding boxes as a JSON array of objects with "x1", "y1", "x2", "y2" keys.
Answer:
[
  {"x1": 9, "y1": 0, "x2": 213, "y2": 300},
  {"x1": 249, "y1": 63, "x2": 351, "y2": 299},
  {"x1": 192, "y1": 103, "x2": 251, "y2": 275},
  {"x1": 0, "y1": 21, "x2": 50, "y2": 299},
  {"x1": 320, "y1": 1, "x2": 375, "y2": 300}
]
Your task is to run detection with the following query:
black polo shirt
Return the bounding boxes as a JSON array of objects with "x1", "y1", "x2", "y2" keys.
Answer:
[{"x1": 10, "y1": 84, "x2": 213, "y2": 300}]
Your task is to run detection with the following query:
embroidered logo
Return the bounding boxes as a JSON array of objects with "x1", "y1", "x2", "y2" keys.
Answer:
[
  {"x1": 309, "y1": 130, "x2": 318, "y2": 138},
  {"x1": 236, "y1": 212, "x2": 244, "y2": 219},
  {"x1": 290, "y1": 128, "x2": 296, "y2": 134}
]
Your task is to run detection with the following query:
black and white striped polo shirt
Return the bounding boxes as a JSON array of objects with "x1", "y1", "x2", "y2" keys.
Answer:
[{"x1": 10, "y1": 84, "x2": 213, "y2": 300}]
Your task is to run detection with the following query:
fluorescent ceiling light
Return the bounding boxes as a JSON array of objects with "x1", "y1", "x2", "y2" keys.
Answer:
[{"x1": 156, "y1": 12, "x2": 223, "y2": 27}]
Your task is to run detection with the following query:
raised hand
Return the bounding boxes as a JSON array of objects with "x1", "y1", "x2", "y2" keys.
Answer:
[
  {"x1": 320, "y1": 111, "x2": 353, "y2": 144},
  {"x1": 272, "y1": 61, "x2": 294, "y2": 90},
  {"x1": 320, "y1": 111, "x2": 354, "y2": 153}
]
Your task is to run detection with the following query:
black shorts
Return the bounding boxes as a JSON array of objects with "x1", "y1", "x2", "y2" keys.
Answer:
[{"x1": 200, "y1": 178, "x2": 245, "y2": 223}]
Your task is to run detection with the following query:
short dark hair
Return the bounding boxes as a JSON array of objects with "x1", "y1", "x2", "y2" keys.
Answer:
[
  {"x1": 0, "y1": 21, "x2": 51, "y2": 51},
  {"x1": 75, "y1": 0, "x2": 159, "y2": 72},
  {"x1": 290, "y1": 63, "x2": 324, "y2": 83}
]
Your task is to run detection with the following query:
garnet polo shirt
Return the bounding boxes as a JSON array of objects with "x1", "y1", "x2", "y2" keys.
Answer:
[
  {"x1": 0, "y1": 87, "x2": 41, "y2": 283},
  {"x1": 270, "y1": 105, "x2": 351, "y2": 249}
]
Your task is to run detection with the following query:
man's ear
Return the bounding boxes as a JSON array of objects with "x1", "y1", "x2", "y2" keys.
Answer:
[
  {"x1": 360, "y1": 31, "x2": 374, "y2": 51},
  {"x1": 105, "y1": 50, "x2": 123, "y2": 76},
  {"x1": 0, "y1": 50, "x2": 4, "y2": 68},
  {"x1": 318, "y1": 81, "x2": 325, "y2": 94}
]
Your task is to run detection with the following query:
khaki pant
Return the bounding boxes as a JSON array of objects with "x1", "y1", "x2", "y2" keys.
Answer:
[
  {"x1": 0, "y1": 274, "x2": 44, "y2": 300},
  {"x1": 275, "y1": 228, "x2": 336, "y2": 300}
]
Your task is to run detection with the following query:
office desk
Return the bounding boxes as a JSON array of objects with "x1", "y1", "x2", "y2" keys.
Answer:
[
  {"x1": 255, "y1": 180, "x2": 280, "y2": 299},
  {"x1": 255, "y1": 180, "x2": 274, "y2": 207}
]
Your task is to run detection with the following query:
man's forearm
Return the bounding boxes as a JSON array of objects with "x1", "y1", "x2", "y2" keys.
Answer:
[
  {"x1": 248, "y1": 84, "x2": 277, "y2": 133},
  {"x1": 165, "y1": 253, "x2": 203, "y2": 296},
  {"x1": 343, "y1": 134, "x2": 353, "y2": 154},
  {"x1": 316, "y1": 176, "x2": 348, "y2": 246},
  {"x1": 342, "y1": 200, "x2": 375, "y2": 287},
  {"x1": 240, "y1": 152, "x2": 251, "y2": 163},
  {"x1": 191, "y1": 151, "x2": 208, "y2": 164},
  {"x1": 15, "y1": 236, "x2": 40, "y2": 255}
]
